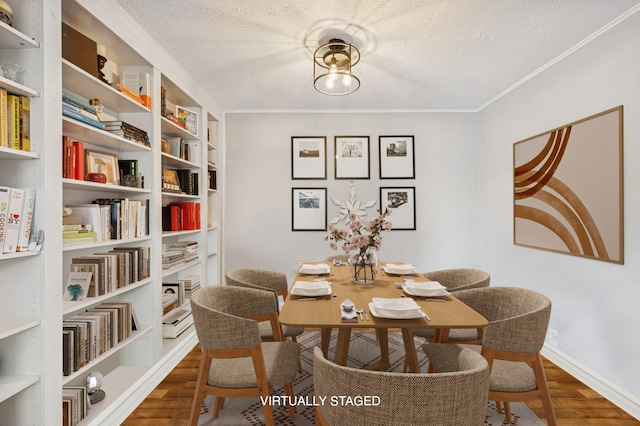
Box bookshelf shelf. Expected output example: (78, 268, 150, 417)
(63, 279, 151, 316)
(161, 116, 199, 140)
(0, 21, 39, 49)
(0, 251, 40, 262)
(161, 229, 202, 238)
(63, 118, 151, 152)
(0, 146, 40, 160)
(62, 235, 152, 253)
(161, 152, 199, 168)
(0, 75, 39, 97)
(161, 191, 200, 200)
(0, 376, 40, 404)
(162, 258, 202, 278)
(0, 319, 40, 340)
(62, 178, 151, 194)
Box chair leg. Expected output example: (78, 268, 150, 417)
(213, 397, 224, 418)
(504, 401, 512, 423)
(290, 335, 303, 372)
(284, 382, 296, 419)
(261, 400, 276, 426)
(533, 354, 558, 426)
(189, 351, 211, 426)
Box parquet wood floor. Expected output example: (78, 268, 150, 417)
(123, 343, 639, 425)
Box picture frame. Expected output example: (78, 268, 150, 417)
(175, 105, 199, 136)
(292, 187, 327, 231)
(380, 186, 416, 230)
(85, 149, 120, 185)
(514, 106, 623, 264)
(291, 136, 327, 179)
(379, 135, 415, 179)
(335, 136, 370, 179)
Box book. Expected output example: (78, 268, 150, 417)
(7, 95, 21, 150)
(0, 88, 8, 148)
(19, 96, 30, 151)
(62, 100, 100, 121)
(0, 187, 10, 250)
(66, 205, 103, 242)
(16, 188, 35, 252)
(62, 92, 97, 114)
(62, 108, 106, 130)
(63, 271, 93, 301)
(2, 187, 24, 253)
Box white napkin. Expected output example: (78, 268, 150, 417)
(384, 264, 417, 274)
(372, 297, 421, 311)
(340, 299, 357, 323)
(300, 263, 330, 274)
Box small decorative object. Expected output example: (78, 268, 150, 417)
(85, 149, 119, 185)
(161, 139, 171, 153)
(0, 61, 22, 83)
(86, 371, 105, 404)
(175, 105, 199, 135)
(326, 208, 392, 284)
(86, 173, 107, 183)
(96, 43, 108, 83)
(0, 0, 13, 26)
(329, 181, 376, 225)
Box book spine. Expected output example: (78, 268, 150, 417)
(62, 92, 97, 113)
(8, 95, 21, 150)
(0, 89, 8, 148)
(16, 188, 35, 252)
(19, 96, 30, 151)
(72, 141, 85, 180)
(0, 187, 10, 249)
(62, 109, 105, 130)
(62, 136, 72, 179)
(2, 188, 25, 253)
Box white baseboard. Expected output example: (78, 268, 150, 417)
(542, 343, 640, 420)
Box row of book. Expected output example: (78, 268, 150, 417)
(62, 385, 87, 426)
(62, 136, 86, 180)
(161, 201, 201, 232)
(62, 92, 105, 130)
(63, 301, 134, 376)
(65, 246, 150, 299)
(63, 199, 149, 247)
(0, 186, 36, 253)
(175, 168, 199, 196)
(0, 88, 30, 151)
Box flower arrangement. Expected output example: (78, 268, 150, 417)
(325, 209, 392, 283)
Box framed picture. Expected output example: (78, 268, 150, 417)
(335, 136, 370, 179)
(85, 149, 120, 185)
(380, 186, 416, 230)
(175, 105, 199, 136)
(292, 136, 327, 179)
(379, 135, 415, 179)
(514, 106, 623, 263)
(292, 187, 327, 231)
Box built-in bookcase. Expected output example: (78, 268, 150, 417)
(0, 0, 224, 423)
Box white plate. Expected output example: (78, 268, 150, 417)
(382, 264, 417, 275)
(402, 284, 450, 297)
(372, 297, 420, 311)
(291, 281, 331, 296)
(368, 302, 426, 319)
(299, 263, 331, 275)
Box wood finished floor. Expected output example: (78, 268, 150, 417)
(122, 343, 639, 425)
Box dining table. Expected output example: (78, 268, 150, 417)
(278, 261, 489, 373)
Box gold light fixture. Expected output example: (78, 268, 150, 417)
(313, 38, 360, 96)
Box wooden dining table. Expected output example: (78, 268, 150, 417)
(278, 261, 488, 373)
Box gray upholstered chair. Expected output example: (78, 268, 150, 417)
(422, 287, 557, 426)
(313, 346, 489, 426)
(226, 268, 304, 342)
(411, 268, 491, 345)
(189, 286, 300, 426)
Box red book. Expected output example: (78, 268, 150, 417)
(170, 205, 180, 231)
(194, 202, 201, 229)
(69, 144, 76, 180)
(73, 140, 85, 180)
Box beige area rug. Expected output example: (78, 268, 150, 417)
(199, 331, 544, 425)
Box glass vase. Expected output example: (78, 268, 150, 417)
(349, 249, 378, 284)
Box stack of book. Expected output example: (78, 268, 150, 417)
(162, 250, 185, 270)
(162, 292, 178, 314)
(175, 169, 199, 195)
(176, 274, 201, 300)
(62, 92, 105, 130)
(0, 186, 36, 253)
(1, 88, 30, 151)
(162, 305, 193, 339)
(169, 240, 199, 263)
(62, 224, 96, 247)
(62, 386, 87, 426)
(101, 120, 150, 147)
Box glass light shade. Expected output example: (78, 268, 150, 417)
(313, 39, 360, 96)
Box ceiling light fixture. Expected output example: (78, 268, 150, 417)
(313, 38, 360, 96)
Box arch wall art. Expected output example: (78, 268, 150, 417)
(513, 106, 623, 263)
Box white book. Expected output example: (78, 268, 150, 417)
(67, 205, 103, 242)
(17, 188, 36, 252)
(3, 188, 25, 253)
(0, 186, 10, 250)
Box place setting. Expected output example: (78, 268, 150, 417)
(297, 262, 331, 276)
(381, 262, 419, 277)
(400, 280, 451, 301)
(368, 296, 430, 320)
(290, 279, 333, 301)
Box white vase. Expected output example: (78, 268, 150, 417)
(349, 249, 378, 284)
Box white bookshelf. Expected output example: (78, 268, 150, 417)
(0, 0, 224, 423)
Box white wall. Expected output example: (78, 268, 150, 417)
(477, 10, 640, 409)
(224, 112, 481, 280)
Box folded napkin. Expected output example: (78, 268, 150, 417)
(384, 264, 417, 274)
(300, 263, 330, 274)
(372, 297, 421, 311)
(404, 281, 445, 290)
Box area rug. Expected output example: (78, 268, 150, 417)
(198, 331, 544, 425)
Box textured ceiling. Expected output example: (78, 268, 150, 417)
(113, 0, 640, 111)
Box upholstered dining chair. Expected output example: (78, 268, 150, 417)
(422, 286, 557, 426)
(313, 346, 490, 426)
(226, 268, 305, 342)
(411, 268, 491, 345)
(189, 286, 300, 426)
